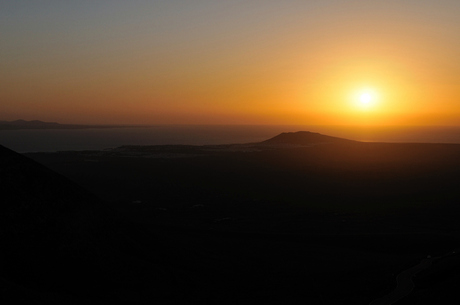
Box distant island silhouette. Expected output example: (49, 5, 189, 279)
(0, 119, 142, 130)
(259, 131, 355, 145)
(112, 131, 356, 154)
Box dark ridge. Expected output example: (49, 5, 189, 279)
(0, 145, 173, 303)
(260, 131, 355, 145)
(0, 144, 107, 239)
(0, 144, 110, 302)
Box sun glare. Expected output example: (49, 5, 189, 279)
(353, 89, 378, 111)
(360, 93, 372, 104)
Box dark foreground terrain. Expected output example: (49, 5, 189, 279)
(3, 131, 460, 304)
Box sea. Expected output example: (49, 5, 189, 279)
(1, 125, 460, 153)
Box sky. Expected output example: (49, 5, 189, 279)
(1, 0, 460, 125)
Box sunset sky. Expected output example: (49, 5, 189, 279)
(1, 1, 460, 125)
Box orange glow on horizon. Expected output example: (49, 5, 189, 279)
(1, 1, 460, 126)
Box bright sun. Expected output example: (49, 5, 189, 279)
(360, 93, 372, 104)
(354, 89, 378, 110)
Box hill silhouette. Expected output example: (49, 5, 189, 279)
(259, 131, 355, 145)
(0, 145, 172, 303)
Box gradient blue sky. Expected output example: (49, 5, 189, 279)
(1, 0, 460, 125)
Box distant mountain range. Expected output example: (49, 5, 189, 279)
(0, 119, 140, 130)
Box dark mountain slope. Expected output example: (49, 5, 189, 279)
(0, 145, 173, 304)
(259, 131, 355, 145)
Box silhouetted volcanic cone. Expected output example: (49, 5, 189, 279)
(260, 131, 355, 145)
(0, 145, 171, 303)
